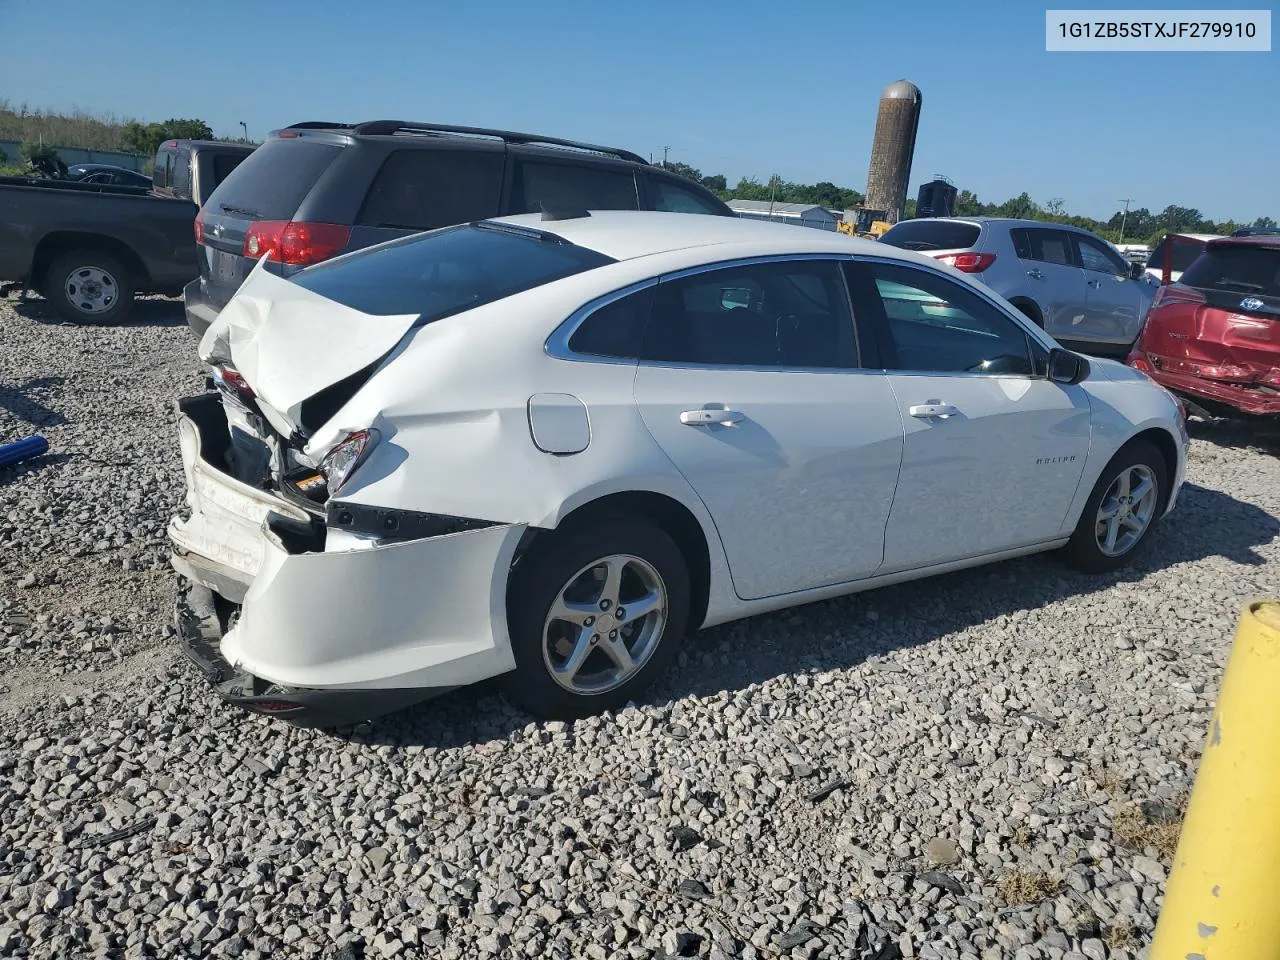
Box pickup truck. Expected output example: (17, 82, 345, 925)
(0, 175, 198, 323)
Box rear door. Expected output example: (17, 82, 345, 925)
(631, 257, 904, 600)
(196, 137, 345, 310)
(349, 144, 504, 249)
(1074, 232, 1146, 345)
(846, 258, 1090, 570)
(1016, 227, 1090, 341)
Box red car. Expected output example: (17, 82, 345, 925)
(1127, 235, 1280, 417)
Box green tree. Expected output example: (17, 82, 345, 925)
(122, 118, 214, 155)
(659, 160, 702, 183)
(700, 173, 727, 193)
(1252, 216, 1278, 230)
(955, 190, 982, 216)
(1044, 197, 1066, 217)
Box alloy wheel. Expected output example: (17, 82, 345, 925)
(1095, 464, 1158, 557)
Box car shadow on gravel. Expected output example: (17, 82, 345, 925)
(1188, 416, 1280, 456)
(350, 479, 1278, 747)
(0, 376, 67, 428)
(13, 296, 187, 328)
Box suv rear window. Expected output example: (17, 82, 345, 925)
(880, 220, 981, 251)
(1180, 244, 1280, 299)
(205, 138, 342, 220)
(290, 223, 616, 321)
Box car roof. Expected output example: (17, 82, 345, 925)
(488, 210, 908, 262)
(1208, 234, 1280, 250)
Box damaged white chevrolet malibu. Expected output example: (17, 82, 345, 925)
(169, 210, 1187, 727)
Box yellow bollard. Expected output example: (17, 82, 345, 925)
(1151, 600, 1280, 959)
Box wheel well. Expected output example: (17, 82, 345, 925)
(32, 232, 149, 290)
(1124, 427, 1179, 511)
(1009, 297, 1043, 327)
(525, 492, 712, 631)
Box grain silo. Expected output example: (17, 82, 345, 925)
(864, 79, 922, 224)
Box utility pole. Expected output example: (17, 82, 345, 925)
(768, 174, 779, 217)
(661, 145, 670, 167)
(1118, 198, 1133, 244)
(239, 121, 249, 142)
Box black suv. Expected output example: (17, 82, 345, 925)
(185, 120, 734, 339)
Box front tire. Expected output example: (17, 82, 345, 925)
(503, 517, 690, 720)
(43, 250, 135, 323)
(1065, 440, 1166, 573)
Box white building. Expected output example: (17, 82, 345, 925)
(727, 200, 840, 232)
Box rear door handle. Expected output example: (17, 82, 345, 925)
(680, 408, 745, 426)
(908, 402, 958, 419)
(1026, 269, 1044, 280)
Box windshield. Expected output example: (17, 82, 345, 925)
(880, 220, 981, 251)
(1179, 244, 1280, 299)
(290, 222, 616, 321)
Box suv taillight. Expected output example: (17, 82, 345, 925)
(934, 252, 997, 273)
(194, 211, 205, 244)
(243, 221, 352, 267)
(1151, 283, 1205, 310)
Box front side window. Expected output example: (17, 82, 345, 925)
(648, 176, 727, 216)
(861, 262, 1034, 375)
(639, 260, 857, 369)
(1076, 235, 1127, 276)
(1025, 228, 1075, 266)
(512, 160, 639, 214)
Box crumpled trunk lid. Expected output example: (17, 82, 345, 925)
(198, 258, 419, 437)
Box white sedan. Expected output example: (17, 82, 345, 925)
(170, 211, 1187, 725)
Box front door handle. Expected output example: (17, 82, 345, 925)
(680, 408, 745, 426)
(1026, 269, 1044, 280)
(909, 401, 958, 419)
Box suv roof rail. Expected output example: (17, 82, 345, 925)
(283, 121, 358, 131)
(349, 120, 649, 165)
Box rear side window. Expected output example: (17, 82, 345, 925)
(357, 149, 503, 231)
(1024, 228, 1075, 266)
(205, 138, 342, 220)
(173, 152, 192, 197)
(290, 223, 616, 320)
(648, 176, 728, 216)
(512, 160, 638, 214)
(569, 286, 655, 359)
(1180, 245, 1280, 299)
(880, 220, 981, 251)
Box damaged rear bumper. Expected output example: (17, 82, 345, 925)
(1148, 364, 1280, 416)
(167, 392, 526, 725)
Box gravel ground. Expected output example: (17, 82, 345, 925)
(2, 292, 1279, 960)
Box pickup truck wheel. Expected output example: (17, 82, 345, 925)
(43, 251, 135, 323)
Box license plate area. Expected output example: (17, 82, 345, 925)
(215, 250, 239, 283)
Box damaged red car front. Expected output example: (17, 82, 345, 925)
(1127, 234, 1280, 417)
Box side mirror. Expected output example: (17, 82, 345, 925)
(1049, 347, 1089, 385)
(1129, 261, 1145, 280)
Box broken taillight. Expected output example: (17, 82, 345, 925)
(243, 220, 352, 267)
(212, 365, 256, 405)
(933, 252, 997, 273)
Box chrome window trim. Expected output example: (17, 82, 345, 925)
(544, 252, 1057, 379)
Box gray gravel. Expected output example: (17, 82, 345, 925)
(3, 292, 1279, 960)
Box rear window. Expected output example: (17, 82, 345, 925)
(205, 138, 341, 220)
(1148, 237, 1208, 274)
(211, 152, 248, 189)
(880, 220, 981, 251)
(290, 223, 616, 321)
(1180, 244, 1280, 299)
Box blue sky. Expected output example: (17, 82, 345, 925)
(1, 0, 1275, 223)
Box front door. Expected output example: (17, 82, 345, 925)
(631, 258, 905, 600)
(847, 259, 1091, 571)
(1075, 233, 1146, 346)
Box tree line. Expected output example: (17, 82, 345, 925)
(660, 160, 1274, 245)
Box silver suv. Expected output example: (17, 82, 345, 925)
(880, 217, 1154, 355)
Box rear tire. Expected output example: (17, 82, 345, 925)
(1065, 440, 1166, 573)
(502, 517, 690, 720)
(43, 250, 135, 323)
